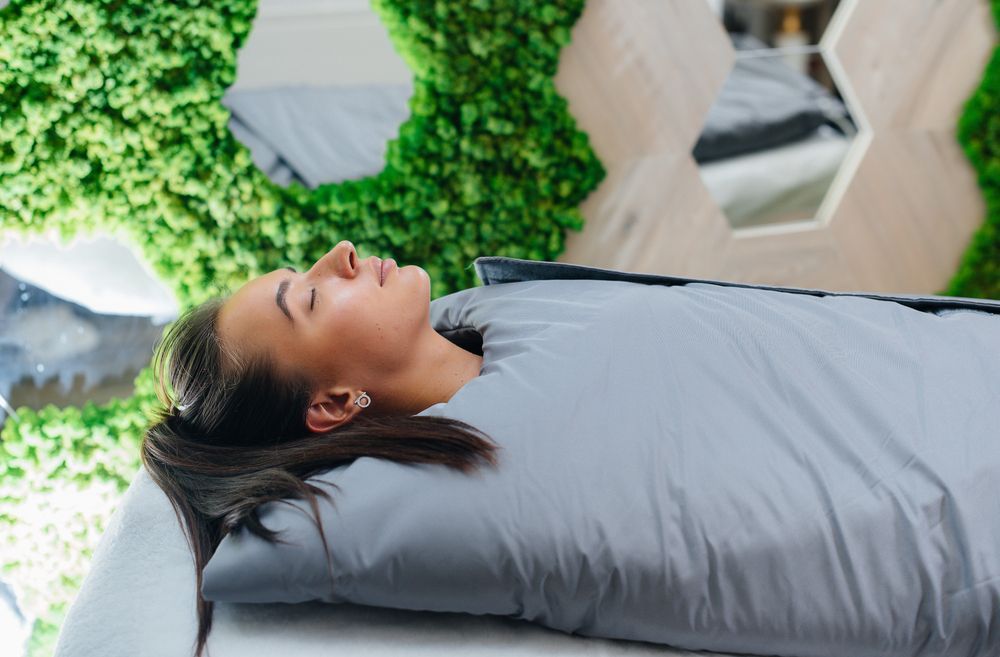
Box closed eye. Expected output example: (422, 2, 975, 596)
(310, 288, 316, 311)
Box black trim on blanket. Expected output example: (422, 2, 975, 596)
(473, 256, 1000, 317)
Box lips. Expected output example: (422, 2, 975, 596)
(372, 257, 396, 287)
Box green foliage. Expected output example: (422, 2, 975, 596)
(950, 0, 1000, 299)
(0, 368, 159, 653)
(0, 0, 603, 306)
(0, 0, 603, 651)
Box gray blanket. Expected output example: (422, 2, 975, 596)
(204, 257, 1000, 657)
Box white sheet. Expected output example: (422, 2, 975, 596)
(54, 467, 742, 657)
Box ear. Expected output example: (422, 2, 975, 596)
(305, 389, 360, 434)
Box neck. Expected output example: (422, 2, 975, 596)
(370, 328, 483, 417)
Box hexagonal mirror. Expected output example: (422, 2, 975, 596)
(695, 0, 860, 230)
(222, 0, 414, 188)
(0, 230, 179, 425)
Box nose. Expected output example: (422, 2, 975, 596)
(308, 240, 357, 279)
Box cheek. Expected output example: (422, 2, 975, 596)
(356, 317, 408, 368)
(314, 311, 369, 364)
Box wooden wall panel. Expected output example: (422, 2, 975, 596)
(554, 0, 996, 294)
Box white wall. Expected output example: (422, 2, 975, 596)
(230, 0, 412, 90)
(705, 0, 724, 19)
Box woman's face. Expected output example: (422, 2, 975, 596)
(216, 240, 432, 390)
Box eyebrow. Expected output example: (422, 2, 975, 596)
(276, 266, 296, 324)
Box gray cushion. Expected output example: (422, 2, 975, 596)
(202, 257, 1000, 657)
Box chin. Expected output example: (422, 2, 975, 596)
(411, 264, 431, 285)
(414, 266, 433, 302)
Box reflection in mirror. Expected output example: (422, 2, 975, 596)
(694, 0, 859, 230)
(223, 0, 414, 188)
(0, 231, 179, 426)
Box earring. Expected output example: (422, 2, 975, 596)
(354, 391, 372, 408)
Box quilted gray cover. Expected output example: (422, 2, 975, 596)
(202, 257, 1000, 657)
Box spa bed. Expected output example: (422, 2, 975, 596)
(55, 257, 1000, 657)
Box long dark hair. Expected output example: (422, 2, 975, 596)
(141, 296, 500, 657)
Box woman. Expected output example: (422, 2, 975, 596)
(141, 240, 501, 657)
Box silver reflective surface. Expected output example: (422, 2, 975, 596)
(223, 0, 414, 188)
(695, 0, 859, 229)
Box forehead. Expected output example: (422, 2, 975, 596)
(218, 269, 290, 349)
(233, 268, 286, 315)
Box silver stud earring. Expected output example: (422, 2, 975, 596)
(354, 391, 372, 408)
